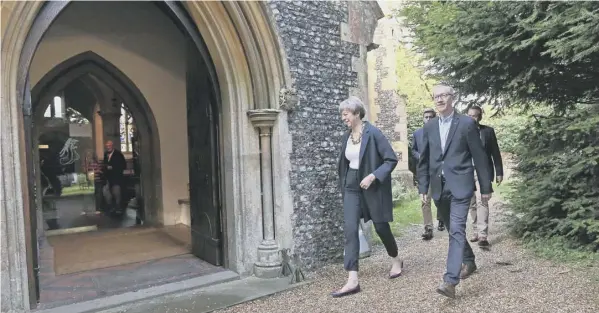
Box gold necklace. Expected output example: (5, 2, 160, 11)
(350, 123, 364, 145)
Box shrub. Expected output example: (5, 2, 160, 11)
(392, 176, 419, 204)
(509, 105, 599, 251)
(484, 105, 547, 155)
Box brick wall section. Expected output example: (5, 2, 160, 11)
(267, 1, 360, 269)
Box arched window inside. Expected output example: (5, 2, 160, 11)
(43, 95, 65, 118)
(119, 103, 135, 152)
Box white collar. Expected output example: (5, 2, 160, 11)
(439, 110, 455, 123)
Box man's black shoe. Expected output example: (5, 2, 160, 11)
(421, 227, 433, 241)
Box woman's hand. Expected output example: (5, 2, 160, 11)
(360, 174, 376, 189)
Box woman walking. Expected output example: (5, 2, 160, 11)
(332, 96, 403, 298)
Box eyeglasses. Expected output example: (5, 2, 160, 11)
(433, 93, 453, 100)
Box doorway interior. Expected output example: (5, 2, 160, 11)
(21, 1, 226, 309)
(37, 82, 142, 234)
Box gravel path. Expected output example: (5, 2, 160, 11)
(216, 199, 599, 313)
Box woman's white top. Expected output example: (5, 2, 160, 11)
(345, 137, 361, 169)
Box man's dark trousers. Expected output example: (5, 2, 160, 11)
(434, 178, 475, 285)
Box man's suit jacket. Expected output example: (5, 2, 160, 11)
(411, 127, 425, 161)
(103, 149, 126, 186)
(478, 124, 503, 182)
(417, 113, 492, 201)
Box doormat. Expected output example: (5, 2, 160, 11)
(47, 227, 189, 275)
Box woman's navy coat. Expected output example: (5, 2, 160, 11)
(338, 122, 398, 223)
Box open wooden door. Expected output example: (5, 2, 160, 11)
(186, 39, 222, 266)
(23, 77, 40, 306)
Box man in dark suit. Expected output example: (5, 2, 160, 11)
(467, 106, 504, 247)
(412, 108, 445, 240)
(102, 140, 127, 214)
(417, 84, 492, 298)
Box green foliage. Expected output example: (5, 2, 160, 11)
(484, 104, 552, 154)
(398, 1, 599, 110)
(523, 236, 599, 267)
(397, 1, 599, 254)
(493, 179, 513, 201)
(374, 189, 433, 243)
(392, 180, 418, 204)
(66, 107, 91, 124)
(507, 105, 599, 251)
(396, 47, 438, 139)
(395, 46, 438, 177)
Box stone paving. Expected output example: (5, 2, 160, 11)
(214, 199, 599, 313)
(38, 253, 223, 310)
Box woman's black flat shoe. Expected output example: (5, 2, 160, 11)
(331, 285, 361, 298)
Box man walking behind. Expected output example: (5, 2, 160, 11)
(417, 84, 492, 298)
(466, 105, 504, 247)
(412, 108, 445, 241)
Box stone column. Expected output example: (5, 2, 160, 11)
(98, 97, 122, 148)
(247, 109, 282, 278)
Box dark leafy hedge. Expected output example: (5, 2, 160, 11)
(509, 105, 599, 251)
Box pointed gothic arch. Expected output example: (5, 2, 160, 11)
(1, 1, 294, 311)
(31, 50, 163, 225)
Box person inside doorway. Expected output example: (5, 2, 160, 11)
(40, 153, 63, 196)
(102, 140, 126, 214)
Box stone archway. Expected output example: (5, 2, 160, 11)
(2, 1, 295, 312)
(30, 51, 163, 228)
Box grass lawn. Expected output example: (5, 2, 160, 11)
(490, 178, 598, 267)
(373, 179, 510, 244)
(524, 236, 599, 267)
(371, 189, 437, 244)
(389, 191, 436, 237)
(61, 185, 95, 196)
